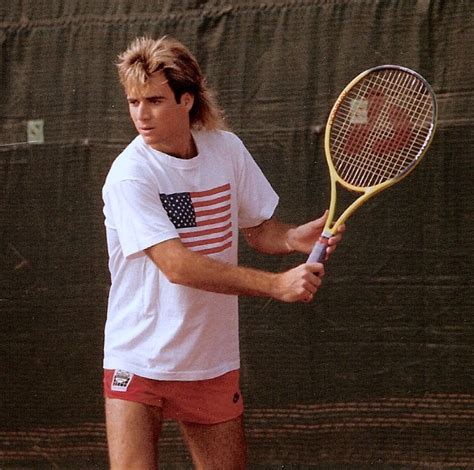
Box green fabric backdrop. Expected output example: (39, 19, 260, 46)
(1, 1, 473, 468)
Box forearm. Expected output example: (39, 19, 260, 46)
(145, 240, 277, 298)
(170, 251, 279, 297)
(145, 238, 323, 302)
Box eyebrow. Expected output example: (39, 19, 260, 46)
(126, 95, 166, 102)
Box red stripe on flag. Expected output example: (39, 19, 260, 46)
(190, 184, 230, 198)
(196, 214, 231, 227)
(179, 222, 232, 239)
(194, 241, 233, 255)
(195, 204, 231, 217)
(183, 231, 232, 248)
(192, 194, 231, 208)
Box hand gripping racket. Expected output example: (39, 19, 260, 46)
(307, 65, 437, 264)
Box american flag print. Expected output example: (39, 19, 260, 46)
(160, 183, 233, 255)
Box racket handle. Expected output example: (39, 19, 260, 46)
(307, 237, 329, 264)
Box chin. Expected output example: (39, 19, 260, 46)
(141, 135, 157, 146)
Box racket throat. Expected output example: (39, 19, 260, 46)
(321, 228, 333, 239)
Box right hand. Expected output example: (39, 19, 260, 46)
(272, 263, 324, 303)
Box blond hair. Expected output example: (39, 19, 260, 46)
(117, 36, 227, 131)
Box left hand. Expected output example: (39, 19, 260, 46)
(287, 210, 345, 258)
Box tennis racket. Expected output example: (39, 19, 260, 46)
(307, 65, 437, 264)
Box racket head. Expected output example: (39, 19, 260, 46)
(324, 65, 437, 230)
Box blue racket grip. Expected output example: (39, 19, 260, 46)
(307, 237, 329, 264)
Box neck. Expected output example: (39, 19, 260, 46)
(172, 136, 198, 159)
(151, 134, 197, 160)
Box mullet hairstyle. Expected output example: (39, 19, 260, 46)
(117, 36, 227, 131)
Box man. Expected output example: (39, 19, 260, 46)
(102, 36, 343, 470)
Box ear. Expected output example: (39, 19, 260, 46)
(181, 92, 195, 111)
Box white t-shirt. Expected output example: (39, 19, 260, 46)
(102, 130, 279, 380)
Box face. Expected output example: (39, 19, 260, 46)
(126, 71, 194, 154)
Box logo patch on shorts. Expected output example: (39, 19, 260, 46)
(233, 392, 240, 404)
(111, 370, 133, 392)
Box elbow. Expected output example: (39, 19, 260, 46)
(160, 257, 190, 286)
(145, 240, 193, 286)
(165, 267, 186, 285)
(242, 230, 262, 252)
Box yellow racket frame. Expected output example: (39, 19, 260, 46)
(321, 65, 438, 238)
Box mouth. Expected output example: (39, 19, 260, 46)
(139, 127, 154, 135)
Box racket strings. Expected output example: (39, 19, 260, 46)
(335, 73, 430, 185)
(353, 73, 429, 186)
(340, 71, 410, 184)
(333, 73, 432, 185)
(330, 69, 435, 188)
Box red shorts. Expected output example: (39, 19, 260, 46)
(103, 369, 244, 425)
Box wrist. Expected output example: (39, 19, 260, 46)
(285, 226, 297, 253)
(268, 272, 283, 300)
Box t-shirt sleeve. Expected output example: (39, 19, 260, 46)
(235, 141, 279, 229)
(103, 179, 179, 258)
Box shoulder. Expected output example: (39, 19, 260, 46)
(194, 130, 251, 173)
(194, 129, 246, 152)
(103, 136, 152, 190)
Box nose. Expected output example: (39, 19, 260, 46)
(136, 102, 151, 121)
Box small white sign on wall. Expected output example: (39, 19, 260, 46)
(27, 119, 44, 144)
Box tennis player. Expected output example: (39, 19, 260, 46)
(102, 36, 344, 470)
